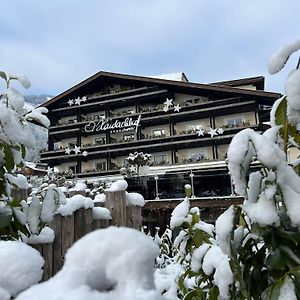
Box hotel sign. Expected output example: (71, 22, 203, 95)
(83, 115, 141, 133)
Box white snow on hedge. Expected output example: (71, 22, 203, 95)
(243, 185, 280, 227)
(193, 221, 214, 236)
(92, 207, 111, 220)
(94, 193, 106, 203)
(191, 244, 211, 273)
(56, 194, 94, 216)
(278, 276, 297, 300)
(268, 39, 300, 74)
(41, 184, 66, 222)
(0, 241, 44, 298)
(5, 173, 28, 190)
(25, 107, 50, 128)
(202, 245, 233, 300)
(7, 87, 25, 112)
(215, 205, 235, 255)
(27, 227, 55, 244)
(16, 227, 166, 300)
(281, 184, 300, 227)
(154, 262, 184, 299)
(126, 192, 145, 207)
(170, 197, 189, 229)
(286, 69, 300, 124)
(69, 181, 87, 192)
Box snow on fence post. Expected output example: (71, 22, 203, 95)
(105, 191, 127, 227)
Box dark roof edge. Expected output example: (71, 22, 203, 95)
(41, 71, 281, 108)
(210, 76, 265, 89)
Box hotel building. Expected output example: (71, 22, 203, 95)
(40, 71, 281, 199)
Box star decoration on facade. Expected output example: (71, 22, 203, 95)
(197, 128, 205, 136)
(163, 106, 169, 112)
(74, 145, 81, 155)
(208, 128, 218, 137)
(174, 104, 181, 112)
(74, 97, 82, 105)
(65, 147, 71, 154)
(164, 98, 173, 107)
(82, 151, 88, 157)
(68, 99, 74, 106)
(81, 96, 87, 102)
(217, 127, 224, 135)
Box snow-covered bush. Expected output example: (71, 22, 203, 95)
(154, 40, 300, 299)
(125, 151, 151, 176)
(0, 71, 59, 241)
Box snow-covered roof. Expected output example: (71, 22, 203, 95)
(148, 72, 189, 82)
(25, 162, 48, 172)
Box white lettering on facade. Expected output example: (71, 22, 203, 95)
(83, 115, 141, 133)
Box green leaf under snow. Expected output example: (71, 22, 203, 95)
(266, 249, 287, 271)
(184, 288, 203, 300)
(2, 143, 14, 172)
(193, 229, 203, 248)
(0, 210, 12, 228)
(275, 96, 300, 145)
(208, 286, 219, 300)
(0, 71, 8, 82)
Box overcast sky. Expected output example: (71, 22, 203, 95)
(0, 1, 299, 96)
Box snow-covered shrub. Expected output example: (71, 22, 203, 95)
(154, 40, 300, 299)
(0, 71, 58, 241)
(156, 198, 226, 299)
(16, 227, 167, 300)
(125, 151, 151, 176)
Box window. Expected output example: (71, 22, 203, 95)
(187, 124, 203, 133)
(68, 165, 77, 174)
(190, 151, 206, 162)
(95, 137, 106, 145)
(226, 117, 243, 127)
(68, 140, 77, 149)
(154, 154, 167, 164)
(54, 142, 61, 150)
(123, 133, 135, 141)
(153, 129, 165, 137)
(95, 161, 106, 171)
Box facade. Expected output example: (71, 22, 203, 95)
(40, 71, 281, 199)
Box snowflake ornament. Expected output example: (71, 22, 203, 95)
(82, 151, 88, 157)
(217, 128, 224, 135)
(128, 165, 136, 173)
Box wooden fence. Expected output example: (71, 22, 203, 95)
(32, 190, 142, 280)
